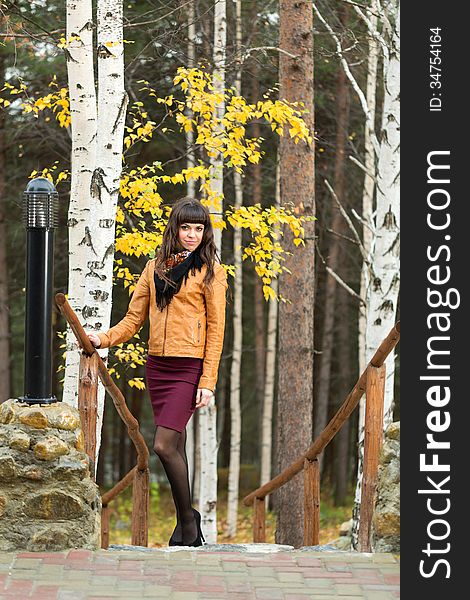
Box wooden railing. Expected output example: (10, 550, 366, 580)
(55, 294, 150, 549)
(243, 322, 400, 552)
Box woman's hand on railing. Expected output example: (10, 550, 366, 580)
(87, 333, 102, 348)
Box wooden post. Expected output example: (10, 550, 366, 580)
(358, 364, 386, 552)
(303, 458, 320, 546)
(78, 352, 99, 477)
(101, 504, 110, 549)
(253, 497, 266, 542)
(131, 467, 150, 547)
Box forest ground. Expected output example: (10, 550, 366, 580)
(105, 466, 352, 548)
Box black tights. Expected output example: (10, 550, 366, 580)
(153, 425, 197, 544)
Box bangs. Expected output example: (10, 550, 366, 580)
(176, 202, 210, 226)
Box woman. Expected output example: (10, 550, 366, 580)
(87, 197, 228, 547)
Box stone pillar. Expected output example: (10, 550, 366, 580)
(0, 399, 101, 551)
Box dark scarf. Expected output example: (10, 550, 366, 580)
(154, 248, 204, 311)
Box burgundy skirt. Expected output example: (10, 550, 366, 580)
(145, 355, 203, 433)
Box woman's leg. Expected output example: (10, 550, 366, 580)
(168, 427, 191, 543)
(153, 425, 197, 545)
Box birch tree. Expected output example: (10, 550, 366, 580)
(185, 0, 197, 496)
(185, 0, 197, 200)
(313, 0, 400, 548)
(227, 0, 243, 539)
(208, 0, 226, 248)
(85, 0, 127, 463)
(363, 0, 400, 426)
(63, 0, 127, 470)
(358, 0, 379, 379)
(353, 3, 400, 548)
(198, 0, 227, 544)
(63, 0, 97, 408)
(355, 0, 379, 521)
(260, 154, 280, 487)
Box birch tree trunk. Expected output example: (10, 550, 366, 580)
(63, 0, 97, 407)
(352, 2, 400, 548)
(276, 0, 315, 548)
(260, 154, 280, 487)
(226, 0, 243, 538)
(251, 44, 266, 432)
(186, 0, 196, 199)
(208, 0, 226, 250)
(365, 5, 400, 428)
(197, 401, 218, 542)
(353, 0, 379, 544)
(84, 0, 128, 468)
(186, 0, 197, 493)
(197, 0, 227, 544)
(358, 0, 379, 378)
(357, 0, 379, 447)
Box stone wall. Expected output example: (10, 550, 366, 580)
(0, 399, 101, 551)
(371, 421, 400, 553)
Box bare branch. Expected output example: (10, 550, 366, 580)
(324, 178, 369, 264)
(125, 0, 194, 29)
(0, 31, 62, 39)
(352, 6, 389, 61)
(241, 46, 299, 64)
(339, 0, 381, 17)
(312, 3, 380, 157)
(349, 155, 377, 181)
(326, 228, 359, 246)
(351, 208, 376, 235)
(316, 243, 366, 306)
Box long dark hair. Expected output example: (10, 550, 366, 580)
(154, 197, 219, 287)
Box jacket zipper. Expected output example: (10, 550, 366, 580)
(197, 320, 201, 344)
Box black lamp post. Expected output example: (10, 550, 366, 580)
(19, 177, 59, 405)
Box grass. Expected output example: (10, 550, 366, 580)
(104, 466, 353, 548)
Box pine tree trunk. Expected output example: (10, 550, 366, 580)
(0, 50, 10, 403)
(227, 0, 243, 538)
(63, 0, 97, 408)
(276, 0, 315, 548)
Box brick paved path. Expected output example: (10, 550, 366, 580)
(0, 547, 399, 600)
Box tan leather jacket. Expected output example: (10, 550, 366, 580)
(97, 259, 228, 391)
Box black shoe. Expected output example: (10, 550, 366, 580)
(187, 508, 205, 547)
(168, 524, 183, 547)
